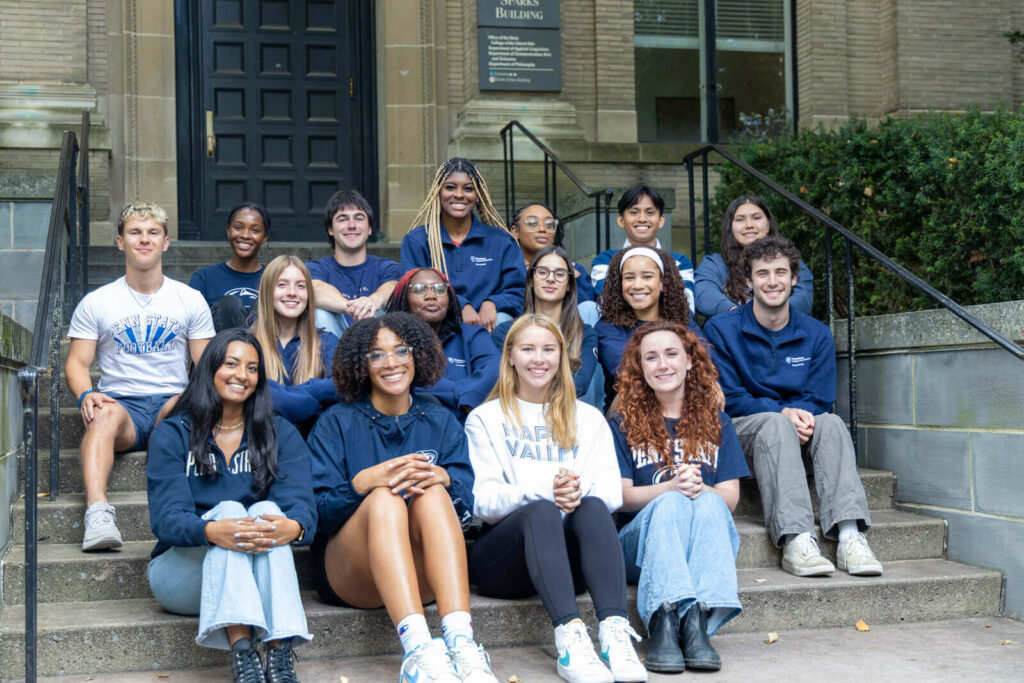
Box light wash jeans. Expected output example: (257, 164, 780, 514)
(314, 308, 351, 338)
(147, 500, 313, 650)
(619, 490, 742, 636)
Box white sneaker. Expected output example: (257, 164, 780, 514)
(598, 616, 648, 682)
(781, 532, 834, 577)
(449, 637, 499, 682)
(400, 638, 460, 683)
(554, 620, 613, 683)
(82, 501, 122, 551)
(837, 532, 884, 576)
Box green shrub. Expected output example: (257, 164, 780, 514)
(710, 107, 1024, 318)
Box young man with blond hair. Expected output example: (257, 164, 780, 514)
(66, 202, 215, 551)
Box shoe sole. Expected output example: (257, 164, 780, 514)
(82, 537, 123, 551)
(781, 558, 834, 576)
(643, 658, 686, 674)
(838, 559, 884, 576)
(684, 658, 722, 671)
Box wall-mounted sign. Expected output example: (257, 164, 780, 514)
(478, 1, 561, 91)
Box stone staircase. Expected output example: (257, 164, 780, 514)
(0, 376, 1004, 678)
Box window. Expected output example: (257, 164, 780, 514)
(634, 0, 793, 142)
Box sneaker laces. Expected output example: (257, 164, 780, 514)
(563, 622, 603, 666)
(792, 533, 822, 560)
(845, 533, 877, 559)
(85, 504, 115, 527)
(264, 641, 298, 683)
(231, 647, 265, 683)
(413, 640, 457, 679)
(451, 640, 491, 672)
(603, 618, 643, 665)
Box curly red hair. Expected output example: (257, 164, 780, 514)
(614, 321, 721, 468)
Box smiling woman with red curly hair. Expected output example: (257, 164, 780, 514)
(609, 321, 750, 675)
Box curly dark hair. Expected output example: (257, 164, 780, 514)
(332, 312, 446, 402)
(598, 246, 690, 327)
(742, 234, 801, 280)
(614, 321, 721, 468)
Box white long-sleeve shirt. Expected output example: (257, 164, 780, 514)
(465, 397, 623, 525)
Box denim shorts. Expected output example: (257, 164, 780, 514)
(310, 536, 356, 608)
(108, 393, 175, 452)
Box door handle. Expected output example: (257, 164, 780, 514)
(206, 110, 216, 158)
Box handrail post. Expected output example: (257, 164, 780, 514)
(501, 128, 510, 227)
(80, 111, 90, 301)
(508, 129, 515, 224)
(686, 158, 697, 261)
(551, 159, 558, 216)
(824, 228, 834, 329)
(701, 152, 711, 256)
(19, 367, 39, 682)
(543, 153, 550, 207)
(593, 194, 601, 254)
(845, 240, 857, 454)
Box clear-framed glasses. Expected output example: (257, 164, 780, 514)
(366, 346, 415, 367)
(519, 216, 557, 233)
(533, 266, 570, 282)
(408, 282, 448, 296)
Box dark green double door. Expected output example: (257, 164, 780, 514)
(175, 0, 376, 241)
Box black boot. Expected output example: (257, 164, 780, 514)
(644, 602, 686, 673)
(679, 601, 722, 671)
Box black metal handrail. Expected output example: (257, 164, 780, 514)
(18, 110, 90, 682)
(683, 143, 1024, 451)
(500, 120, 615, 254)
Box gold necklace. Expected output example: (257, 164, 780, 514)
(215, 420, 245, 431)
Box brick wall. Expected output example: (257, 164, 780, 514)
(0, 0, 88, 83)
(87, 0, 108, 96)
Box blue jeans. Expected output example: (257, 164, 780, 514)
(147, 500, 313, 650)
(314, 308, 351, 338)
(619, 491, 742, 636)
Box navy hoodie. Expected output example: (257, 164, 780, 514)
(703, 301, 835, 417)
(267, 330, 340, 425)
(307, 396, 475, 538)
(146, 413, 317, 559)
(400, 216, 526, 315)
(426, 322, 500, 418)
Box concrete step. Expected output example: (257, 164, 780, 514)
(36, 408, 84, 451)
(13, 492, 152, 545)
(2, 509, 947, 605)
(0, 559, 1002, 678)
(736, 466, 894, 516)
(19, 449, 146, 496)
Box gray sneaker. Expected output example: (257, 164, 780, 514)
(82, 501, 123, 551)
(781, 532, 835, 577)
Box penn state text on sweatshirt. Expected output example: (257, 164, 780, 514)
(400, 216, 526, 315)
(491, 320, 598, 399)
(146, 413, 317, 558)
(466, 397, 623, 525)
(703, 301, 835, 417)
(307, 396, 475, 538)
(693, 253, 814, 319)
(268, 329, 340, 425)
(426, 322, 500, 417)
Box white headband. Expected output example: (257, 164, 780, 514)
(619, 247, 665, 273)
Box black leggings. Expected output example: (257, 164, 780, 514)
(469, 497, 628, 626)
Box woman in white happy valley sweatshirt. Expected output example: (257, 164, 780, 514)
(465, 314, 646, 683)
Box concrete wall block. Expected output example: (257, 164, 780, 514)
(865, 427, 971, 510)
(836, 354, 913, 425)
(0, 251, 44, 299)
(13, 299, 38, 330)
(914, 349, 1024, 430)
(911, 507, 1024, 620)
(971, 432, 1024, 518)
(11, 201, 52, 249)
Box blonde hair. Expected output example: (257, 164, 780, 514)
(118, 201, 168, 235)
(408, 158, 506, 277)
(488, 313, 577, 451)
(251, 255, 324, 384)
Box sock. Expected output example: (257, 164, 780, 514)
(837, 520, 859, 543)
(397, 613, 431, 655)
(231, 637, 252, 652)
(441, 610, 474, 649)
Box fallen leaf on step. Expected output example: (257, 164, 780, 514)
(37, 492, 49, 498)
(765, 632, 778, 644)
(339, 677, 350, 683)
(985, 623, 992, 628)
(855, 620, 870, 632)
(1000, 640, 1015, 646)
(157, 675, 169, 679)
(508, 676, 521, 683)
(754, 578, 768, 583)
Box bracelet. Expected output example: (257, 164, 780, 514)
(290, 524, 305, 545)
(77, 390, 95, 409)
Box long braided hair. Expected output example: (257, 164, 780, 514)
(408, 157, 506, 277)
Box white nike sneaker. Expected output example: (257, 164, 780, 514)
(598, 616, 648, 681)
(400, 638, 460, 683)
(448, 637, 499, 682)
(553, 619, 613, 683)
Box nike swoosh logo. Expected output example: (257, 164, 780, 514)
(600, 646, 610, 662)
(558, 651, 571, 667)
(405, 668, 420, 683)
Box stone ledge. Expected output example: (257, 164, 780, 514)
(0, 310, 31, 367)
(834, 300, 1024, 353)
(0, 121, 112, 151)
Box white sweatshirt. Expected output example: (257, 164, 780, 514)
(465, 397, 623, 525)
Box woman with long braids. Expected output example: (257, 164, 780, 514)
(251, 255, 339, 429)
(694, 195, 814, 319)
(385, 267, 500, 419)
(146, 329, 315, 683)
(596, 245, 699, 410)
(491, 245, 599, 405)
(610, 321, 749, 674)
(400, 157, 526, 332)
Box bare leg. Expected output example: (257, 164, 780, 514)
(408, 484, 470, 616)
(80, 402, 136, 506)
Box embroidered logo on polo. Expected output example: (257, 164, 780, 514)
(470, 256, 493, 266)
(107, 313, 186, 355)
(448, 356, 467, 368)
(786, 355, 811, 367)
(415, 449, 439, 464)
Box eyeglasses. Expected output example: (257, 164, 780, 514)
(408, 282, 448, 296)
(366, 346, 414, 366)
(532, 266, 570, 282)
(519, 216, 557, 233)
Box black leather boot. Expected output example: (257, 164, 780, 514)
(679, 601, 722, 671)
(644, 602, 686, 673)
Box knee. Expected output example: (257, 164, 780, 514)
(647, 490, 693, 520)
(248, 499, 283, 518)
(84, 405, 127, 435)
(364, 487, 407, 517)
(203, 500, 248, 521)
(814, 412, 847, 436)
(521, 499, 562, 529)
(692, 490, 730, 519)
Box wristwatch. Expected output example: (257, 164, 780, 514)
(290, 523, 305, 545)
